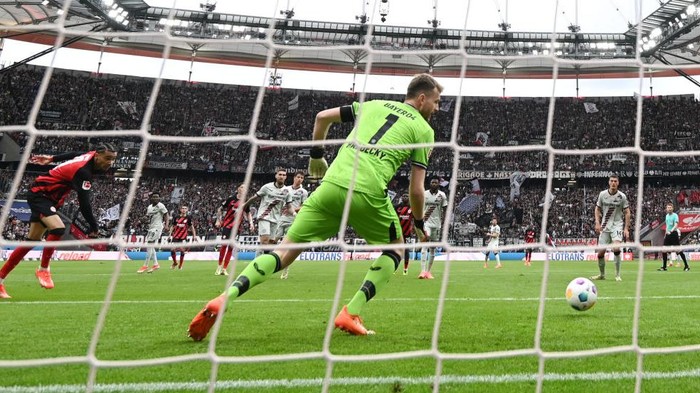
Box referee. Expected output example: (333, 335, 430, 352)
(658, 202, 690, 272)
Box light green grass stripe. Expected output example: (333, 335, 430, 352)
(1, 294, 700, 306)
(2, 369, 700, 392)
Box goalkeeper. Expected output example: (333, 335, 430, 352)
(188, 73, 442, 339)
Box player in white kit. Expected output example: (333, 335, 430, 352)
(275, 172, 308, 279)
(419, 178, 447, 279)
(591, 175, 630, 282)
(138, 192, 169, 274)
(483, 216, 502, 269)
(243, 169, 292, 257)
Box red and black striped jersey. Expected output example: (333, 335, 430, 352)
(525, 229, 536, 243)
(30, 151, 100, 232)
(172, 214, 194, 240)
(395, 204, 413, 237)
(220, 196, 249, 229)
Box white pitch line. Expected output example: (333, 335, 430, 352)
(2, 369, 700, 392)
(1, 294, 700, 306)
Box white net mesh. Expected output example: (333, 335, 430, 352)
(1, 0, 700, 392)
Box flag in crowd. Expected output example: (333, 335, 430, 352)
(117, 101, 139, 119)
(583, 102, 599, 113)
(457, 194, 482, 215)
(99, 204, 121, 222)
(288, 95, 299, 111)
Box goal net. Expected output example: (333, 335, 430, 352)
(1, 0, 699, 392)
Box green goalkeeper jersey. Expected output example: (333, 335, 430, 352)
(322, 100, 434, 196)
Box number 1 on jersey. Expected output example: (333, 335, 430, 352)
(369, 114, 399, 145)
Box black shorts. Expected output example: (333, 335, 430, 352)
(27, 192, 59, 223)
(171, 238, 187, 244)
(220, 227, 239, 240)
(664, 231, 680, 246)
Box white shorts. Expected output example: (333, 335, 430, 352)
(258, 220, 279, 238)
(274, 220, 292, 239)
(487, 240, 499, 252)
(598, 230, 623, 245)
(145, 228, 163, 243)
(425, 225, 441, 241)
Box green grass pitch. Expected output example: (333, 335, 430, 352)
(0, 259, 698, 392)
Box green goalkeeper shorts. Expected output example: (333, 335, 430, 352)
(286, 182, 401, 245)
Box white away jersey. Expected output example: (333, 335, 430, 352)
(278, 185, 308, 224)
(146, 202, 168, 231)
(596, 190, 629, 232)
(256, 182, 292, 223)
(424, 190, 448, 227)
(488, 224, 501, 244)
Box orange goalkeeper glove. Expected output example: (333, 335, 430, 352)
(308, 146, 328, 179)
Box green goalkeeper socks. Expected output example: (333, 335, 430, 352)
(226, 253, 282, 298)
(347, 253, 398, 315)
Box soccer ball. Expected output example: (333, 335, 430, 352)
(565, 277, 598, 311)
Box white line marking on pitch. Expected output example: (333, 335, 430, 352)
(2, 369, 700, 392)
(1, 294, 699, 306)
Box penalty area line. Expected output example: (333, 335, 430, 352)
(2, 369, 700, 392)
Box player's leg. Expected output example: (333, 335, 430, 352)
(659, 233, 670, 271)
(188, 184, 340, 340)
(35, 211, 65, 289)
(170, 242, 179, 268)
(217, 232, 229, 275)
(591, 233, 610, 280)
(178, 246, 186, 269)
(340, 190, 404, 335)
(277, 224, 291, 279)
(611, 229, 623, 281)
(494, 250, 502, 269)
(669, 251, 676, 267)
(402, 238, 410, 275)
(670, 232, 689, 271)
(484, 250, 490, 268)
(0, 220, 48, 298)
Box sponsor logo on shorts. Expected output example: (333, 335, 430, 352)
(82, 181, 92, 190)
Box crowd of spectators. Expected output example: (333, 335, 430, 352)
(1, 66, 699, 245)
(1, 66, 699, 176)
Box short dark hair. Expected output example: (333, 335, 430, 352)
(151, 192, 160, 197)
(406, 74, 443, 99)
(95, 143, 117, 153)
(609, 174, 619, 179)
(294, 171, 305, 177)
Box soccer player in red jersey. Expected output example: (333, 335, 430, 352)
(0, 144, 117, 299)
(524, 226, 536, 266)
(215, 184, 254, 275)
(395, 193, 414, 275)
(169, 205, 197, 270)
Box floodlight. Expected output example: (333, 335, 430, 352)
(649, 27, 662, 39)
(687, 4, 696, 15)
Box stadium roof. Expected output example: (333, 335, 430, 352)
(1, 0, 699, 83)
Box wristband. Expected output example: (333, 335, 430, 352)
(413, 218, 425, 231)
(310, 146, 325, 159)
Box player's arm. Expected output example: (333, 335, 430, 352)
(594, 205, 602, 232)
(163, 210, 170, 229)
(309, 105, 355, 178)
(72, 169, 99, 236)
(408, 165, 427, 241)
(215, 204, 224, 227)
(242, 194, 261, 210)
(30, 151, 82, 165)
(623, 207, 631, 239)
(189, 220, 197, 238)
